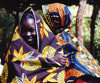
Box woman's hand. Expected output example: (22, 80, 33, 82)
(51, 54, 68, 66)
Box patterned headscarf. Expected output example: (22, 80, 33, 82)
(42, 3, 72, 34)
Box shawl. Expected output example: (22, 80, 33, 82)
(1, 7, 66, 83)
(42, 3, 100, 82)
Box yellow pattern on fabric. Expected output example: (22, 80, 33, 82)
(40, 22, 48, 40)
(72, 37, 77, 43)
(48, 3, 66, 26)
(36, 81, 41, 83)
(56, 42, 63, 46)
(41, 17, 51, 32)
(25, 76, 29, 83)
(31, 76, 37, 83)
(65, 68, 84, 80)
(11, 77, 18, 83)
(1, 63, 8, 83)
(67, 80, 74, 82)
(21, 58, 41, 71)
(40, 22, 44, 40)
(12, 46, 30, 63)
(12, 26, 21, 41)
(43, 73, 57, 82)
(11, 75, 37, 83)
(42, 46, 56, 58)
(56, 35, 67, 45)
(83, 54, 87, 58)
(40, 17, 51, 40)
(57, 71, 65, 83)
(5, 48, 11, 62)
(66, 58, 69, 67)
(88, 55, 93, 60)
(47, 67, 59, 73)
(78, 46, 82, 51)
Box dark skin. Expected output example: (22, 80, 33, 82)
(21, 18, 68, 65)
(51, 54, 68, 66)
(21, 18, 37, 49)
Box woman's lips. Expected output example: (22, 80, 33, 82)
(27, 37, 33, 42)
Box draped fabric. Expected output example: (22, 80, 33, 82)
(42, 3, 100, 82)
(42, 3, 72, 34)
(0, 7, 66, 83)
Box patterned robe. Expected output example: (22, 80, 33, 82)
(1, 7, 66, 83)
(42, 3, 100, 82)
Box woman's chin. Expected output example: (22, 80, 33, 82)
(26, 40, 33, 45)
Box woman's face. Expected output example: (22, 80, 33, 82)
(21, 18, 37, 49)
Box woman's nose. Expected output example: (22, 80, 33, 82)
(32, 31, 36, 36)
(27, 31, 31, 36)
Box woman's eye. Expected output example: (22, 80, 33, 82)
(30, 29, 33, 32)
(29, 28, 36, 33)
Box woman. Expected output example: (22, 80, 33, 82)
(42, 3, 100, 82)
(0, 7, 68, 83)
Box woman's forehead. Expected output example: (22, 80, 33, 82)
(23, 18, 35, 26)
(20, 18, 35, 30)
(24, 18, 34, 24)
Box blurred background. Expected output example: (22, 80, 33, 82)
(0, 0, 100, 65)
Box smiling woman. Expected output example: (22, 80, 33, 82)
(20, 12, 37, 49)
(0, 7, 68, 83)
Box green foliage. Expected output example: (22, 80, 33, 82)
(83, 17, 91, 50)
(0, 10, 15, 50)
(0, 13, 15, 29)
(71, 17, 76, 36)
(0, 12, 15, 36)
(94, 13, 100, 57)
(36, 10, 44, 19)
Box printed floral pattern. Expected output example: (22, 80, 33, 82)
(1, 63, 8, 83)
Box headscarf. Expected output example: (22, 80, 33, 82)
(42, 3, 100, 82)
(0, 7, 66, 83)
(42, 3, 72, 34)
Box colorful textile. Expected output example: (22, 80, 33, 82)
(0, 7, 66, 83)
(42, 3, 72, 34)
(42, 3, 100, 82)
